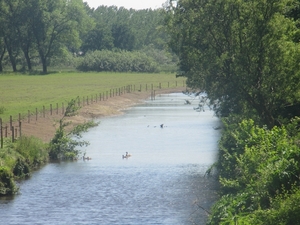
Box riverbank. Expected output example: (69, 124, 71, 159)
(21, 87, 186, 143)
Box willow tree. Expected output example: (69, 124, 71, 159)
(165, 0, 300, 128)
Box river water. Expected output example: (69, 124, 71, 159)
(0, 92, 220, 225)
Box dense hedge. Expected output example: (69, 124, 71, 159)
(76, 50, 159, 73)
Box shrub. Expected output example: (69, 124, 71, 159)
(76, 50, 159, 73)
(0, 166, 18, 196)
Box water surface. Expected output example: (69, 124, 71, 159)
(0, 92, 220, 225)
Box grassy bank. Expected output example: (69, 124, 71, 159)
(0, 72, 186, 122)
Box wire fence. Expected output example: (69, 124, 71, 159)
(0, 80, 186, 148)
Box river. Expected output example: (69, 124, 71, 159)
(0, 92, 220, 225)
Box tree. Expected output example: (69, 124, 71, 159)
(165, 0, 300, 128)
(48, 97, 98, 160)
(112, 23, 136, 50)
(81, 23, 114, 52)
(28, 0, 91, 73)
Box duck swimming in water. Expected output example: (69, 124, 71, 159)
(122, 152, 131, 159)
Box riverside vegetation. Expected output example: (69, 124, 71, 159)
(165, 0, 300, 224)
(0, 97, 97, 196)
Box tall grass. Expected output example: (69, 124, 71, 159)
(0, 72, 186, 122)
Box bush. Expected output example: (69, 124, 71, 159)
(14, 136, 48, 168)
(76, 50, 159, 73)
(0, 166, 18, 196)
(208, 118, 300, 224)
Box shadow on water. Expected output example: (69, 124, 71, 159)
(0, 92, 220, 225)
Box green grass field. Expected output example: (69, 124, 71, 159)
(0, 72, 186, 122)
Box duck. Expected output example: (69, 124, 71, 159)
(122, 152, 131, 159)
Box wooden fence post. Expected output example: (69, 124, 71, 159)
(5, 126, 7, 137)
(43, 106, 45, 118)
(50, 104, 52, 115)
(11, 126, 14, 142)
(62, 103, 64, 114)
(19, 113, 21, 137)
(10, 115, 12, 130)
(0, 118, 3, 148)
(19, 121, 21, 138)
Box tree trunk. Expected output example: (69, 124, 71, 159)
(38, 49, 47, 73)
(4, 38, 17, 72)
(23, 49, 32, 71)
(0, 47, 5, 72)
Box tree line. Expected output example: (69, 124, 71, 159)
(0, 0, 176, 73)
(165, 0, 300, 223)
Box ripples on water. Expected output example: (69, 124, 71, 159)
(0, 93, 220, 225)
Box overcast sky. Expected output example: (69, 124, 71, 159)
(84, 0, 167, 10)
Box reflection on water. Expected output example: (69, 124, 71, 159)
(0, 93, 220, 225)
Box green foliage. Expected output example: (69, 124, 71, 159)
(48, 98, 94, 160)
(0, 166, 18, 196)
(165, 0, 300, 128)
(208, 119, 300, 224)
(14, 136, 48, 169)
(76, 50, 159, 72)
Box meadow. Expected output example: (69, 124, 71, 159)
(0, 72, 186, 122)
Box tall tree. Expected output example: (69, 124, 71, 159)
(28, 0, 90, 73)
(165, 0, 300, 128)
(0, 0, 21, 72)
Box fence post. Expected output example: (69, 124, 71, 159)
(0, 118, 3, 148)
(50, 104, 52, 115)
(43, 106, 45, 118)
(62, 103, 64, 115)
(5, 126, 8, 137)
(10, 115, 12, 130)
(11, 126, 14, 142)
(28, 110, 30, 123)
(19, 121, 22, 138)
(18, 113, 21, 137)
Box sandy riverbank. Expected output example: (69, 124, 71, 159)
(20, 88, 186, 142)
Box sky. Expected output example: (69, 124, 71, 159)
(84, 0, 168, 10)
